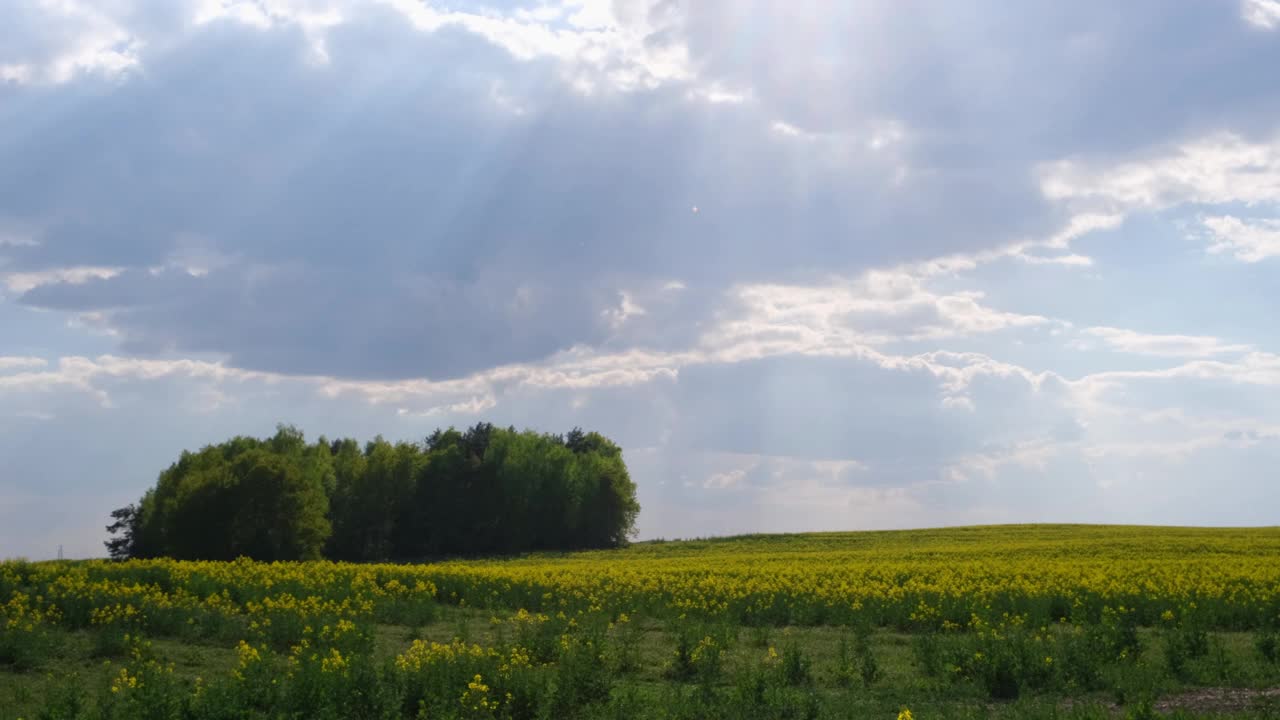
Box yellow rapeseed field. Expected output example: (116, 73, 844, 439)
(6, 525, 1280, 632)
(5, 525, 1280, 718)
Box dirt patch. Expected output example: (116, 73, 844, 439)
(1154, 687, 1280, 714)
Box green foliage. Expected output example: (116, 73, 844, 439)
(551, 631, 613, 716)
(912, 629, 947, 678)
(769, 639, 813, 688)
(123, 426, 332, 562)
(606, 614, 643, 674)
(104, 505, 141, 561)
(1095, 605, 1144, 663)
(229, 449, 331, 561)
(728, 664, 822, 720)
(1161, 607, 1210, 679)
(109, 423, 640, 562)
(664, 622, 729, 688)
(1255, 629, 1280, 664)
(945, 615, 1056, 699)
(835, 626, 881, 688)
(1056, 623, 1109, 691)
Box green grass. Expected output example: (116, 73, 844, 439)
(6, 604, 1280, 719)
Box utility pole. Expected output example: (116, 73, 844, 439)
(57, 544, 63, 560)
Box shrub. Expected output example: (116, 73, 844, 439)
(551, 631, 612, 716)
(730, 660, 821, 720)
(1255, 630, 1280, 664)
(607, 613, 643, 673)
(946, 614, 1056, 700)
(777, 641, 813, 687)
(664, 629, 724, 688)
(1159, 608, 1208, 679)
(912, 631, 946, 678)
(1056, 624, 1108, 691)
(1095, 606, 1142, 663)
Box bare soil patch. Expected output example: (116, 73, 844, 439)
(1154, 687, 1280, 714)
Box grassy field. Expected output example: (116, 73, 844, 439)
(4, 525, 1280, 718)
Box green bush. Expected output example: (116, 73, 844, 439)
(912, 631, 947, 678)
(1255, 629, 1280, 664)
(551, 632, 612, 716)
(946, 614, 1056, 700)
(664, 626, 725, 688)
(1159, 608, 1208, 679)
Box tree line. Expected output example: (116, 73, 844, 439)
(105, 423, 640, 561)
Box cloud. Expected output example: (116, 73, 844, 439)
(1076, 352, 1280, 392)
(1041, 132, 1280, 213)
(704, 467, 749, 490)
(0, 356, 47, 372)
(602, 291, 647, 330)
(1200, 215, 1280, 262)
(719, 270, 1057, 355)
(1243, 0, 1280, 30)
(1078, 326, 1253, 358)
(2, 266, 123, 295)
(0, 1, 145, 85)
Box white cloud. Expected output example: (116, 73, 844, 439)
(771, 121, 802, 138)
(1016, 252, 1093, 267)
(5, 0, 707, 95)
(704, 468, 748, 489)
(1070, 352, 1280, 407)
(724, 271, 1053, 350)
(689, 453, 868, 493)
(0, 356, 47, 372)
(1200, 215, 1280, 262)
(2, 0, 142, 84)
(1040, 132, 1280, 213)
(1, 63, 33, 83)
(1079, 326, 1253, 358)
(883, 213, 1121, 281)
(945, 438, 1062, 483)
(1, 266, 123, 294)
(0, 274, 1062, 419)
(375, 0, 695, 93)
(602, 291, 647, 329)
(1243, 0, 1280, 29)
(196, 0, 344, 62)
(686, 82, 753, 105)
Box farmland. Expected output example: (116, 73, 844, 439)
(5, 525, 1280, 718)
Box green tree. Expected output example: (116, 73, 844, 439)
(114, 423, 638, 560)
(104, 504, 141, 560)
(229, 450, 331, 560)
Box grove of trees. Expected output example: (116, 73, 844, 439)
(105, 423, 640, 561)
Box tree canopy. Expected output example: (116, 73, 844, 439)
(107, 423, 640, 561)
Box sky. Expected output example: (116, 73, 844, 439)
(4, 0, 1280, 559)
